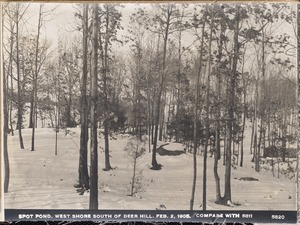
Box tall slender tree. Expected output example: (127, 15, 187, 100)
(190, 7, 206, 211)
(223, 5, 240, 204)
(151, 4, 178, 170)
(103, 4, 112, 171)
(77, 3, 90, 191)
(213, 6, 226, 203)
(202, 8, 214, 211)
(15, 4, 26, 149)
(31, 4, 43, 151)
(3, 58, 10, 192)
(89, 3, 99, 210)
(2, 6, 9, 193)
(31, 4, 55, 151)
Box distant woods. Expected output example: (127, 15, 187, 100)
(2, 3, 297, 210)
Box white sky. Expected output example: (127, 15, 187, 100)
(3, 2, 297, 76)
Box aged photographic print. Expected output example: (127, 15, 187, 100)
(1, 2, 298, 222)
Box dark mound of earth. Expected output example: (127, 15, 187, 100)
(235, 177, 259, 181)
(156, 143, 185, 156)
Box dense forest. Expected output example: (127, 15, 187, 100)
(2, 3, 297, 210)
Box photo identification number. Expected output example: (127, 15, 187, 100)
(272, 215, 285, 220)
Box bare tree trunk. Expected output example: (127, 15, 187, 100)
(29, 97, 34, 128)
(190, 13, 206, 210)
(54, 63, 61, 156)
(240, 50, 247, 168)
(158, 89, 165, 141)
(224, 5, 240, 204)
(152, 25, 168, 169)
(15, 7, 24, 149)
(240, 107, 246, 167)
(175, 30, 182, 143)
(282, 110, 287, 162)
(151, 100, 154, 144)
(252, 65, 259, 166)
(146, 84, 151, 153)
(3, 60, 10, 192)
(277, 155, 280, 178)
(256, 118, 262, 172)
(31, 4, 43, 151)
(8, 20, 14, 136)
(9, 67, 14, 135)
(203, 13, 214, 211)
(131, 145, 138, 196)
(78, 4, 90, 190)
(89, 3, 99, 210)
(253, 112, 258, 164)
(223, 128, 226, 165)
(250, 114, 254, 155)
(256, 29, 267, 172)
(271, 129, 275, 177)
(152, 92, 162, 169)
(166, 92, 172, 141)
(103, 6, 112, 171)
(214, 18, 224, 204)
(267, 117, 271, 149)
(151, 28, 161, 168)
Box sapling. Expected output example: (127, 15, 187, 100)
(124, 136, 147, 196)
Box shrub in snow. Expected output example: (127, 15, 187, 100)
(123, 135, 147, 196)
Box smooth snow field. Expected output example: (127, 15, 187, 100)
(5, 127, 297, 210)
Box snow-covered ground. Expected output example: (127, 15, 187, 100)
(5, 126, 297, 210)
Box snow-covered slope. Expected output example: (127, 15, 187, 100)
(5, 127, 296, 210)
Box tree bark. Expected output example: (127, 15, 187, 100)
(146, 73, 152, 152)
(89, 3, 99, 210)
(240, 51, 247, 168)
(175, 29, 182, 143)
(203, 12, 214, 211)
(214, 14, 224, 204)
(250, 114, 254, 155)
(103, 6, 112, 171)
(131, 147, 138, 196)
(78, 4, 90, 190)
(31, 4, 43, 151)
(158, 89, 166, 141)
(282, 110, 287, 162)
(224, 5, 240, 204)
(3, 60, 10, 193)
(29, 98, 34, 128)
(15, 6, 24, 149)
(8, 20, 14, 136)
(240, 105, 246, 167)
(190, 12, 206, 210)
